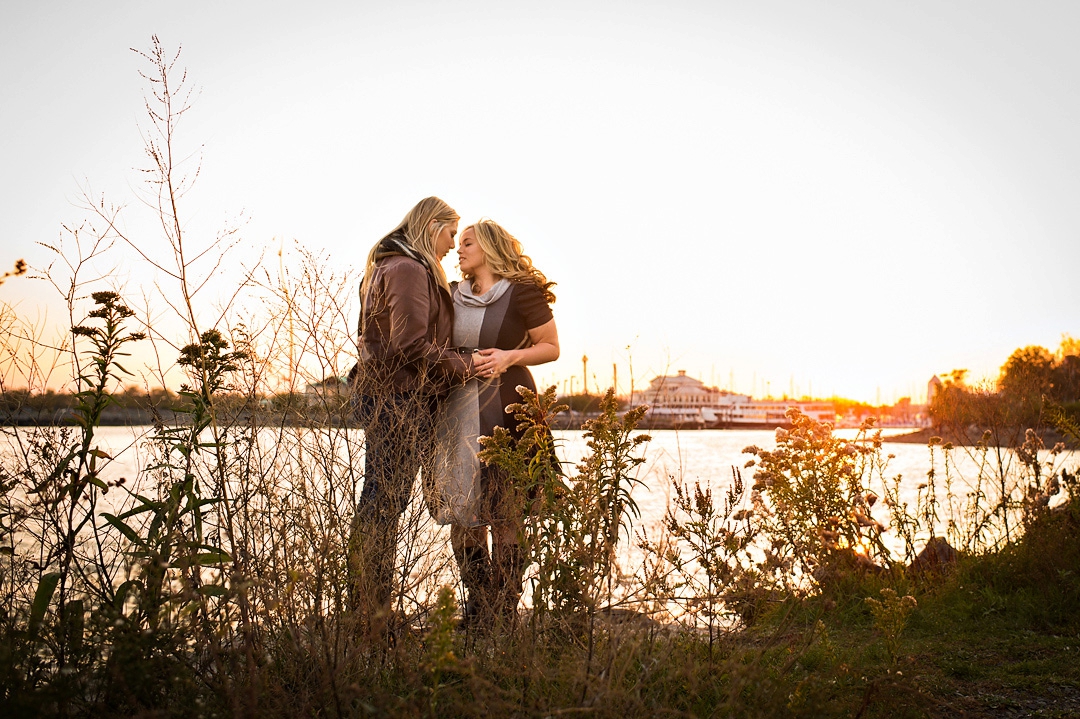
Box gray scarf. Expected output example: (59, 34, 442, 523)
(455, 278, 511, 308)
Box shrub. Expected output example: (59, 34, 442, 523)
(742, 409, 893, 588)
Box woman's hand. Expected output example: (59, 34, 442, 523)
(471, 320, 560, 379)
(473, 348, 515, 378)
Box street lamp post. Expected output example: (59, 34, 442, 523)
(569, 376, 575, 428)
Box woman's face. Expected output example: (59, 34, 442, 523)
(432, 219, 459, 259)
(456, 227, 488, 275)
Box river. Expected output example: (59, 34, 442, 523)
(4, 423, 1074, 615)
(10, 423, 1065, 547)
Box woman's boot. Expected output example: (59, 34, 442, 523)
(452, 526, 491, 627)
(491, 541, 526, 623)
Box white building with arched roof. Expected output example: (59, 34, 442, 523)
(630, 370, 835, 429)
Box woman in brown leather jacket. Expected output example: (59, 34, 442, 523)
(347, 196, 474, 633)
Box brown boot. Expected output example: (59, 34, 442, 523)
(347, 511, 397, 642)
(457, 544, 492, 626)
(451, 526, 491, 628)
(490, 541, 526, 623)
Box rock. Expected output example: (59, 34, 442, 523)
(812, 548, 886, 594)
(908, 536, 960, 576)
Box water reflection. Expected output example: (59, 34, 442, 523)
(6, 424, 1073, 583)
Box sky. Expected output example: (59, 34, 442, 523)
(2, 0, 1079, 403)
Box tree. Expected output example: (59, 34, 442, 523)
(1058, 333, 1080, 359)
(998, 346, 1054, 428)
(929, 369, 975, 429)
(999, 346, 1054, 398)
(1052, 335, 1080, 404)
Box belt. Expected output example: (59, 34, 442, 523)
(454, 347, 479, 355)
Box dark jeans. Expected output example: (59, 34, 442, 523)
(347, 391, 436, 618)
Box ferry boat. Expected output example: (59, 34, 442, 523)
(630, 371, 835, 430)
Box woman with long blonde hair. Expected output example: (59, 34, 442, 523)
(428, 218, 559, 625)
(348, 196, 476, 634)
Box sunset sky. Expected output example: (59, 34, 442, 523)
(2, 1, 1078, 403)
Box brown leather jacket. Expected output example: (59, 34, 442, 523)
(357, 254, 473, 395)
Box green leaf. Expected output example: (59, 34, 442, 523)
(191, 499, 203, 541)
(147, 509, 165, 541)
(29, 572, 61, 638)
(116, 495, 162, 519)
(100, 513, 147, 549)
(198, 585, 228, 597)
(189, 550, 231, 566)
(114, 579, 141, 611)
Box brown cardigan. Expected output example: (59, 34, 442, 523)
(358, 255, 473, 395)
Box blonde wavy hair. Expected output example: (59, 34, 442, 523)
(466, 218, 556, 304)
(362, 197, 459, 299)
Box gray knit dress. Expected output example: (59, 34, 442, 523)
(426, 278, 553, 526)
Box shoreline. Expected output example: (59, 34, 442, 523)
(883, 425, 1069, 448)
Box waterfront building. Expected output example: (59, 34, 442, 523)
(630, 370, 835, 429)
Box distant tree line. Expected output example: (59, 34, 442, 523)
(0, 385, 347, 425)
(557, 392, 629, 414)
(828, 396, 916, 423)
(931, 335, 1080, 434)
(0, 386, 176, 417)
